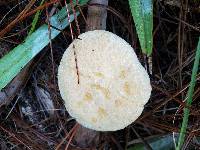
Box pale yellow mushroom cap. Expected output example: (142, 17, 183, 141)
(58, 30, 151, 131)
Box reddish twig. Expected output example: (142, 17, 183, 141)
(70, 0, 80, 35)
(64, 123, 79, 150)
(46, 6, 57, 98)
(65, 0, 80, 84)
(0, 0, 59, 38)
(55, 123, 79, 150)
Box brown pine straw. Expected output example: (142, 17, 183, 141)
(55, 123, 80, 150)
(0, 0, 59, 38)
(0, 125, 31, 149)
(65, 123, 79, 150)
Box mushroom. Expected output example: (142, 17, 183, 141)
(58, 30, 151, 131)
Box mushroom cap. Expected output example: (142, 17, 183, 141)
(58, 30, 151, 131)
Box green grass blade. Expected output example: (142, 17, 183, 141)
(0, 0, 89, 91)
(28, 0, 89, 36)
(128, 0, 153, 56)
(176, 37, 200, 150)
(0, 7, 79, 91)
(28, 0, 45, 36)
(0, 7, 74, 90)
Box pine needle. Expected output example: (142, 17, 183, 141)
(176, 37, 200, 149)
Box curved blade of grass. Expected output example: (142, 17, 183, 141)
(28, 0, 45, 36)
(176, 37, 200, 150)
(128, 0, 153, 56)
(0, 0, 90, 91)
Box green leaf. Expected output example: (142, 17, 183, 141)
(128, 134, 177, 150)
(176, 37, 200, 150)
(0, 0, 90, 91)
(128, 0, 153, 56)
(28, 0, 45, 36)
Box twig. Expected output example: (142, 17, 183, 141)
(0, 0, 36, 38)
(55, 123, 79, 150)
(64, 124, 79, 150)
(65, 0, 80, 84)
(0, 0, 59, 38)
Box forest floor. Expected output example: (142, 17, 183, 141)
(0, 0, 200, 149)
